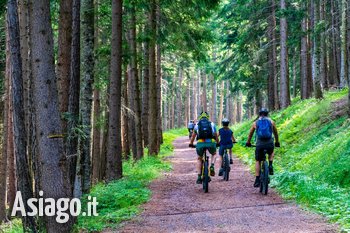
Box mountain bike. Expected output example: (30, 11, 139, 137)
(190, 144, 210, 193)
(221, 142, 236, 181)
(248, 145, 269, 195)
(221, 149, 230, 181)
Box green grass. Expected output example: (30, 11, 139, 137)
(76, 128, 187, 232)
(0, 128, 187, 233)
(233, 89, 350, 232)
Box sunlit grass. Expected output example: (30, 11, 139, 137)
(234, 89, 350, 232)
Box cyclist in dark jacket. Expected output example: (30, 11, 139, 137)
(245, 108, 280, 187)
(218, 118, 237, 176)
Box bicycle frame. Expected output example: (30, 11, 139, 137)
(259, 149, 269, 195)
(201, 148, 210, 193)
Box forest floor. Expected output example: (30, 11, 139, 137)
(114, 137, 338, 233)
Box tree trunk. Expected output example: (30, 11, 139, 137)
(142, 39, 149, 147)
(211, 74, 217, 124)
(301, 14, 309, 99)
(192, 72, 197, 120)
(340, 0, 348, 87)
(0, 22, 9, 223)
(7, 1, 37, 230)
(30, 0, 73, 231)
(176, 68, 183, 128)
(319, 0, 328, 90)
(201, 70, 207, 112)
(279, 0, 291, 108)
(218, 82, 224, 123)
(267, 0, 277, 110)
(80, 0, 95, 193)
(311, 0, 323, 99)
(122, 69, 130, 158)
(331, 0, 341, 86)
(91, 0, 100, 184)
(57, 0, 72, 132)
(67, 0, 80, 193)
(156, 42, 163, 145)
(236, 92, 242, 122)
(106, 0, 123, 181)
(129, 3, 143, 160)
(171, 77, 175, 129)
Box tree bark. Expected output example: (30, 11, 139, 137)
(142, 39, 149, 147)
(156, 37, 163, 145)
(267, 0, 277, 110)
(201, 70, 207, 113)
(176, 68, 183, 128)
(80, 0, 95, 193)
(192, 72, 198, 120)
(129, 2, 143, 160)
(279, 0, 291, 108)
(7, 1, 37, 230)
(148, 0, 158, 155)
(340, 0, 348, 87)
(30, 0, 74, 231)
(106, 0, 123, 181)
(67, 0, 80, 194)
(122, 68, 130, 158)
(57, 0, 72, 132)
(319, 0, 328, 90)
(211, 74, 217, 124)
(301, 14, 309, 99)
(218, 82, 224, 123)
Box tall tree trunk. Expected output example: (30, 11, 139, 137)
(176, 68, 183, 128)
(331, 0, 341, 86)
(91, 0, 100, 184)
(30, 0, 74, 231)
(292, 52, 297, 98)
(122, 69, 130, 158)
(57, 0, 72, 132)
(267, 0, 277, 110)
(279, 0, 291, 108)
(106, 0, 123, 181)
(67, 0, 80, 193)
(7, 1, 37, 231)
(201, 70, 207, 112)
(148, 0, 158, 155)
(301, 13, 309, 99)
(171, 77, 175, 129)
(319, 0, 328, 90)
(156, 40, 163, 145)
(80, 0, 95, 193)
(142, 40, 149, 147)
(340, 0, 348, 87)
(0, 24, 9, 223)
(129, 2, 143, 160)
(192, 72, 198, 120)
(311, 0, 323, 99)
(211, 74, 217, 124)
(236, 92, 242, 122)
(218, 82, 224, 123)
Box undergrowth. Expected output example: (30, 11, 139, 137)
(233, 89, 350, 232)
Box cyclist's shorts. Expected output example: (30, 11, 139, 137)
(196, 142, 216, 157)
(219, 143, 233, 156)
(255, 144, 274, 161)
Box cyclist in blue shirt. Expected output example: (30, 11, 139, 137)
(218, 118, 237, 176)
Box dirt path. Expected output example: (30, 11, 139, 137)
(117, 137, 338, 233)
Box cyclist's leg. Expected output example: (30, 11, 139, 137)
(254, 146, 264, 187)
(196, 144, 204, 183)
(267, 144, 275, 175)
(208, 143, 217, 176)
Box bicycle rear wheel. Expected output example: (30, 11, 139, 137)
(223, 153, 230, 181)
(203, 159, 209, 193)
(261, 161, 269, 195)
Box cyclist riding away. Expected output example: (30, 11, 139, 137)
(218, 118, 237, 176)
(188, 120, 195, 138)
(245, 108, 280, 187)
(189, 112, 219, 184)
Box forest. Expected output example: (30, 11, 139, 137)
(0, 0, 350, 232)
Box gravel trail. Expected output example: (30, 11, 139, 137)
(116, 137, 338, 233)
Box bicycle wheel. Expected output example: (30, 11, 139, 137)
(202, 154, 209, 193)
(223, 153, 230, 181)
(261, 161, 269, 195)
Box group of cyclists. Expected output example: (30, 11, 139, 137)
(188, 108, 280, 188)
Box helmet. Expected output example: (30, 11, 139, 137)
(259, 108, 269, 116)
(222, 118, 230, 126)
(198, 111, 209, 120)
(190, 120, 194, 123)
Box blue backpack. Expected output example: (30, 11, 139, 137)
(256, 118, 272, 140)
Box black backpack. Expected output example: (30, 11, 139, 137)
(197, 119, 214, 139)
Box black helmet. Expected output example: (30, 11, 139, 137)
(259, 108, 269, 116)
(222, 118, 230, 126)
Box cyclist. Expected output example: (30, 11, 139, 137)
(189, 112, 219, 184)
(188, 120, 195, 138)
(218, 118, 237, 176)
(245, 108, 280, 187)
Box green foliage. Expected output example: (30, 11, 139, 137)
(233, 89, 350, 232)
(76, 128, 186, 232)
(0, 219, 23, 233)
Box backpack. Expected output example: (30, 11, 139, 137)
(256, 118, 272, 140)
(197, 119, 213, 139)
